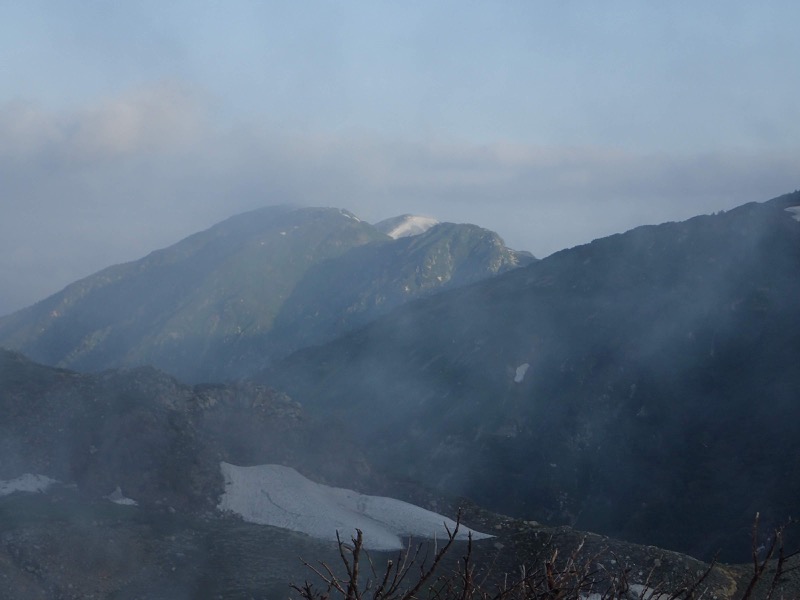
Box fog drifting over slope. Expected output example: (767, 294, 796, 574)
(3, 1, 800, 315)
(2, 89, 796, 316)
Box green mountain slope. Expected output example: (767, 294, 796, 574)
(262, 191, 800, 561)
(265, 221, 535, 358)
(0, 207, 531, 381)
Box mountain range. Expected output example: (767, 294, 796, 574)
(1, 192, 800, 596)
(0, 207, 532, 382)
(260, 192, 800, 561)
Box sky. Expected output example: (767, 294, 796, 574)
(2, 1, 799, 315)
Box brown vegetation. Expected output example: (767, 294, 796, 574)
(292, 512, 798, 600)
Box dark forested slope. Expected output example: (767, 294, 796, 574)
(264, 192, 800, 561)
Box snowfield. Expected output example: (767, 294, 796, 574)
(582, 585, 672, 600)
(0, 474, 58, 496)
(514, 363, 530, 383)
(382, 215, 440, 239)
(105, 485, 138, 506)
(217, 462, 492, 550)
(785, 206, 800, 221)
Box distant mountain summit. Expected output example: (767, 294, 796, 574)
(0, 206, 532, 382)
(266, 221, 535, 360)
(375, 214, 440, 238)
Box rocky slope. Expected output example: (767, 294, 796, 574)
(266, 221, 535, 360)
(0, 348, 374, 510)
(1, 349, 797, 599)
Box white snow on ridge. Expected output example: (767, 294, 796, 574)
(581, 585, 672, 600)
(340, 209, 362, 222)
(377, 215, 440, 239)
(514, 363, 530, 383)
(217, 462, 492, 550)
(0, 474, 58, 496)
(785, 206, 800, 221)
(106, 485, 138, 506)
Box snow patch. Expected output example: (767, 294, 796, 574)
(0, 474, 58, 496)
(581, 584, 672, 599)
(785, 206, 800, 221)
(514, 363, 530, 383)
(217, 463, 492, 550)
(376, 215, 439, 239)
(105, 485, 138, 506)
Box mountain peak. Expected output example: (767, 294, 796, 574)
(375, 214, 440, 239)
(0, 205, 530, 382)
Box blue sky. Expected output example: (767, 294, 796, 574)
(1, 1, 799, 314)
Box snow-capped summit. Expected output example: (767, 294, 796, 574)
(375, 214, 440, 239)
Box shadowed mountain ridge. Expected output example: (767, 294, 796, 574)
(262, 191, 800, 562)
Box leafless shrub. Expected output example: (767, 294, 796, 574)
(291, 514, 461, 600)
(290, 511, 714, 600)
(738, 513, 798, 600)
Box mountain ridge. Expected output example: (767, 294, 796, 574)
(261, 191, 800, 562)
(0, 206, 532, 381)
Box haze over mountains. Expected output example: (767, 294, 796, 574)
(0, 347, 781, 598)
(1, 191, 800, 597)
(260, 192, 800, 561)
(0, 207, 532, 382)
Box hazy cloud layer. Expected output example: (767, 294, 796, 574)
(2, 83, 798, 315)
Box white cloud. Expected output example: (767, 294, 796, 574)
(0, 81, 204, 163)
(1, 83, 798, 315)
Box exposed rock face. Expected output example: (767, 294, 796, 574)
(0, 349, 371, 512)
(267, 222, 535, 360)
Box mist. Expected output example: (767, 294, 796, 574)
(3, 2, 800, 315)
(2, 3, 800, 597)
(2, 87, 798, 315)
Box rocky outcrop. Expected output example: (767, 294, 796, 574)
(0, 349, 371, 512)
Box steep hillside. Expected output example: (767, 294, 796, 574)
(0, 207, 531, 382)
(0, 348, 375, 508)
(265, 221, 535, 358)
(263, 192, 800, 561)
(0, 206, 380, 381)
